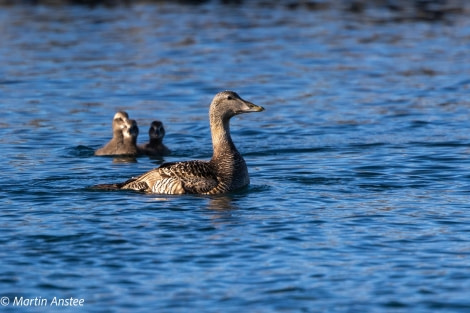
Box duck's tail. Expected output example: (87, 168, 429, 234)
(90, 182, 126, 190)
(90, 177, 142, 191)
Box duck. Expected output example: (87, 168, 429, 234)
(138, 121, 171, 156)
(93, 91, 264, 194)
(94, 111, 140, 156)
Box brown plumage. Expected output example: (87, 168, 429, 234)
(94, 91, 264, 194)
(94, 111, 140, 156)
(138, 121, 171, 156)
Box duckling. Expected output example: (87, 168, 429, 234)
(138, 121, 171, 156)
(95, 111, 139, 156)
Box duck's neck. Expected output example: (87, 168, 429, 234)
(113, 132, 125, 144)
(210, 116, 239, 162)
(149, 138, 163, 146)
(128, 137, 137, 146)
(122, 131, 137, 146)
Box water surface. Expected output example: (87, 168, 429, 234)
(0, 2, 469, 312)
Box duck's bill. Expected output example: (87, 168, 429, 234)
(241, 101, 265, 113)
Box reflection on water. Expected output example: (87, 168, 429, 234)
(206, 195, 240, 211)
(111, 156, 138, 163)
(0, 2, 470, 313)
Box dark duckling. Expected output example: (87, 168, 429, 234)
(138, 121, 171, 156)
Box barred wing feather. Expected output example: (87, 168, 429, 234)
(121, 161, 219, 194)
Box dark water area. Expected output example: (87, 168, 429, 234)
(1, 1, 470, 312)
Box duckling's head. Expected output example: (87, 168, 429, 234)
(113, 111, 129, 121)
(148, 121, 166, 141)
(123, 119, 139, 141)
(112, 111, 130, 134)
(210, 91, 264, 122)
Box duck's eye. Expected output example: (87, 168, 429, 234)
(227, 96, 233, 100)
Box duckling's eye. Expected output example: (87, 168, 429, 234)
(227, 96, 233, 100)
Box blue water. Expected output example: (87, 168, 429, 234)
(1, 2, 470, 312)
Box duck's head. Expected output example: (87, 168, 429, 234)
(148, 121, 166, 140)
(123, 119, 139, 140)
(210, 91, 264, 121)
(113, 111, 129, 121)
(112, 111, 130, 134)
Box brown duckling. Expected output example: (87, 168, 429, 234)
(95, 111, 139, 156)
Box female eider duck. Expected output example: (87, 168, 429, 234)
(138, 121, 171, 156)
(94, 91, 264, 194)
(94, 111, 140, 156)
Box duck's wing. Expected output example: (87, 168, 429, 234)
(120, 160, 219, 194)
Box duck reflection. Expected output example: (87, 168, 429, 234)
(111, 156, 138, 164)
(207, 195, 240, 211)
